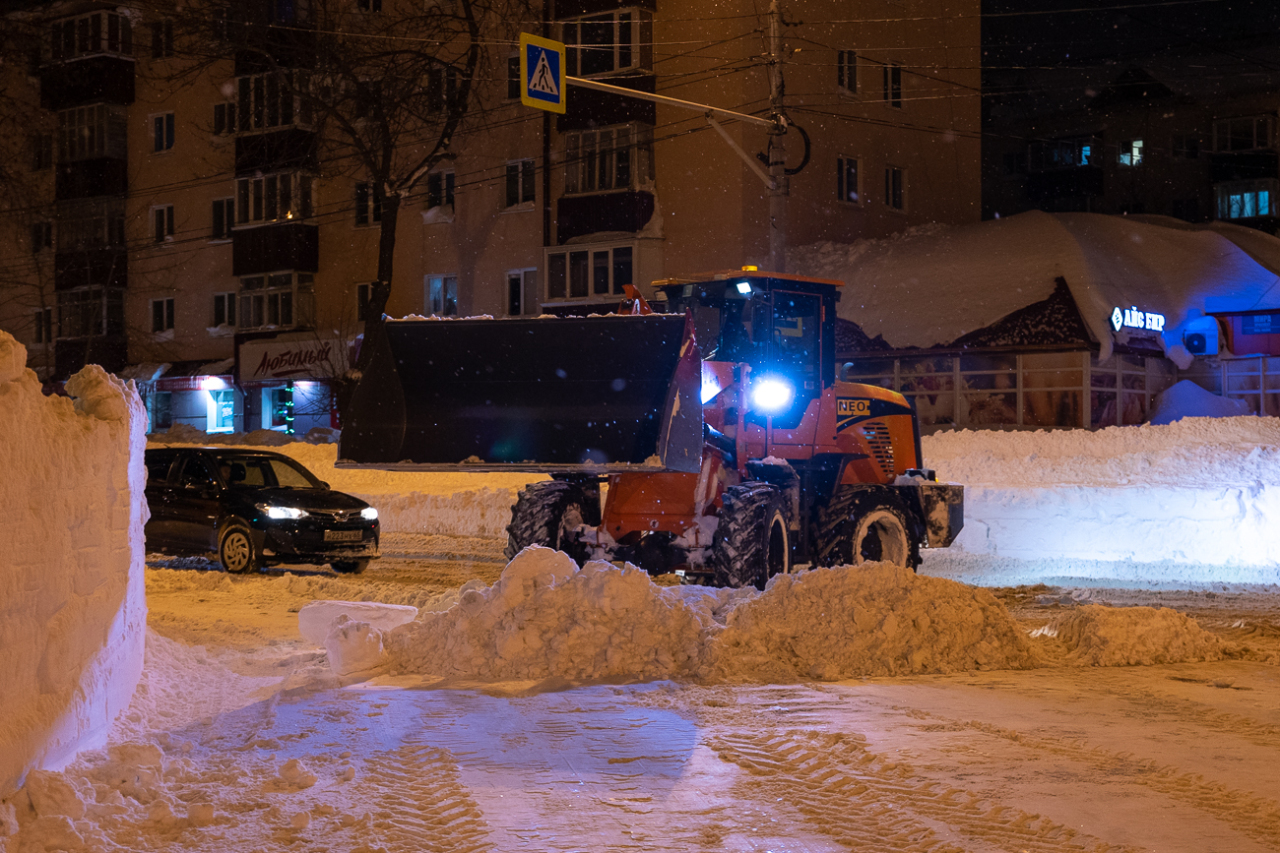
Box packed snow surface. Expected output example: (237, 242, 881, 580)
(0, 334, 148, 798)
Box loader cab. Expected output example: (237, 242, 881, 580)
(655, 272, 841, 420)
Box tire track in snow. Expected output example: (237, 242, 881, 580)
(710, 729, 1142, 853)
(353, 739, 492, 853)
(910, 711, 1280, 849)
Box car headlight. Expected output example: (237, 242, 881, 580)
(256, 503, 309, 520)
(750, 376, 795, 413)
(361, 507, 378, 520)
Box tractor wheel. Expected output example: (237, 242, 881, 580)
(708, 482, 791, 590)
(824, 493, 920, 570)
(504, 480, 592, 564)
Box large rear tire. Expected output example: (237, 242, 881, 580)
(504, 480, 592, 563)
(708, 482, 791, 589)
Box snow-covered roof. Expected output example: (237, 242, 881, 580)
(792, 210, 1280, 361)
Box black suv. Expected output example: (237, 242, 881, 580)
(144, 447, 380, 574)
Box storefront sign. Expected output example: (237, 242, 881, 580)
(239, 337, 349, 382)
(1110, 306, 1165, 333)
(1241, 312, 1280, 335)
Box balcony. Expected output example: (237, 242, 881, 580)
(1210, 150, 1278, 184)
(558, 74, 655, 132)
(235, 128, 318, 175)
(557, 191, 654, 244)
(55, 249, 127, 291)
(55, 158, 127, 200)
(40, 56, 134, 111)
(232, 222, 319, 276)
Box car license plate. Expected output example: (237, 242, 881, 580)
(324, 530, 363, 542)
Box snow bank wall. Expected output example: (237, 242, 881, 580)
(924, 419, 1280, 584)
(0, 335, 148, 798)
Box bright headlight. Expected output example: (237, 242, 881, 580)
(361, 507, 378, 520)
(256, 503, 309, 520)
(750, 377, 794, 413)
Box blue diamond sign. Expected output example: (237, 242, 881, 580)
(520, 33, 566, 114)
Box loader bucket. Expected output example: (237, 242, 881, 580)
(338, 313, 704, 473)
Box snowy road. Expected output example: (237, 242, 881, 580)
(13, 535, 1251, 852)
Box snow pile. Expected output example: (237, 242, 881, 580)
(1046, 605, 1225, 666)
(922, 417, 1280, 583)
(0, 334, 149, 798)
(298, 601, 418, 646)
(708, 565, 1038, 680)
(374, 548, 1051, 684)
(1149, 380, 1251, 425)
(383, 548, 708, 681)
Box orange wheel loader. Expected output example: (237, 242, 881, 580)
(338, 270, 963, 587)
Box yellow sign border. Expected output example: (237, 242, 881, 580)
(519, 32, 567, 114)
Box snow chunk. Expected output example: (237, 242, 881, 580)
(324, 617, 388, 677)
(1149, 380, 1251, 425)
(1050, 605, 1225, 666)
(298, 600, 418, 646)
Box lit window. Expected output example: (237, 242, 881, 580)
(1217, 179, 1278, 219)
(207, 388, 236, 433)
(1118, 139, 1144, 166)
(426, 274, 458, 316)
(235, 173, 312, 225)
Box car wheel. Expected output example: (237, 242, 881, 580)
(331, 559, 370, 575)
(218, 519, 260, 574)
(708, 482, 791, 590)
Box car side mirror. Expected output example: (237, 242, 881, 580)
(319, 481, 330, 489)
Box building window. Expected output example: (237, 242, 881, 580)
(546, 245, 633, 300)
(1216, 179, 1278, 220)
(427, 171, 455, 209)
(213, 102, 236, 135)
(33, 307, 53, 344)
(235, 173, 312, 225)
(57, 287, 124, 338)
(1028, 138, 1095, 171)
(505, 160, 535, 208)
(151, 297, 175, 334)
(882, 63, 902, 107)
(31, 134, 53, 171)
(213, 292, 236, 327)
(265, 387, 294, 431)
(237, 72, 300, 133)
(355, 182, 382, 226)
(507, 269, 537, 316)
(238, 272, 314, 331)
(207, 389, 236, 433)
(153, 205, 175, 242)
(837, 49, 857, 93)
(153, 112, 175, 152)
(565, 125, 652, 194)
(884, 166, 905, 210)
(426, 274, 458, 316)
(150, 20, 173, 59)
(426, 66, 459, 115)
(563, 10, 652, 76)
(507, 56, 521, 99)
(57, 104, 127, 161)
(57, 199, 125, 250)
(30, 221, 53, 252)
(1213, 115, 1275, 152)
(50, 12, 132, 61)
(357, 282, 372, 321)
(1172, 134, 1199, 159)
(211, 198, 234, 240)
(837, 156, 860, 204)
(1118, 139, 1144, 166)
(357, 0, 382, 11)
(147, 391, 172, 432)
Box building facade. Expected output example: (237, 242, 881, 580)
(0, 0, 981, 434)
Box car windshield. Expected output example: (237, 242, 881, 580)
(218, 455, 322, 489)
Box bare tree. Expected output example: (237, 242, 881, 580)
(175, 0, 531, 409)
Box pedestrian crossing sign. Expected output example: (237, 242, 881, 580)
(520, 33, 566, 114)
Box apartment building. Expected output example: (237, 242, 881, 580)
(0, 0, 980, 434)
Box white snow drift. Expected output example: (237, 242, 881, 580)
(322, 547, 1223, 683)
(0, 333, 148, 798)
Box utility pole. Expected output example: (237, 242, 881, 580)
(766, 0, 787, 273)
